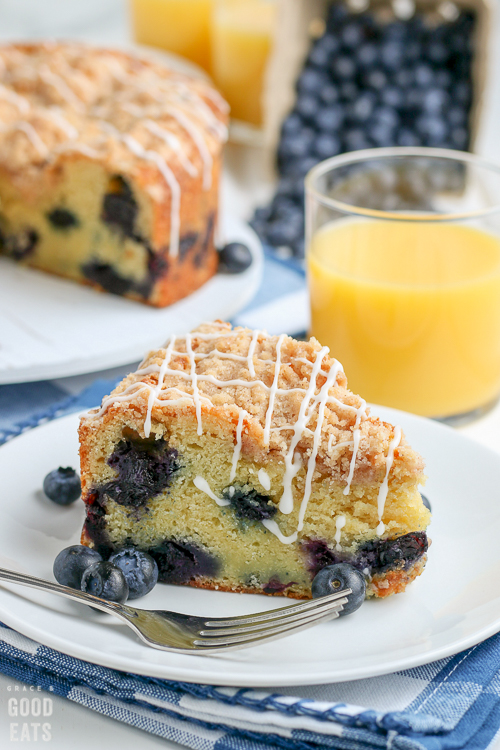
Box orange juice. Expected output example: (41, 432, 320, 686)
(308, 220, 500, 417)
(131, 0, 212, 71)
(210, 0, 276, 125)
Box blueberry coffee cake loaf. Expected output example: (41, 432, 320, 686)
(0, 43, 228, 306)
(79, 322, 430, 599)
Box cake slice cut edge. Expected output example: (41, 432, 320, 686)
(79, 321, 430, 600)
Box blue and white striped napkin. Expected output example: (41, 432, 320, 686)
(2, 620, 500, 750)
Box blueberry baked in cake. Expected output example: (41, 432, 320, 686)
(79, 322, 430, 599)
(0, 43, 228, 306)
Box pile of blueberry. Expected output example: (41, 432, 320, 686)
(44, 466, 159, 603)
(251, 1, 476, 257)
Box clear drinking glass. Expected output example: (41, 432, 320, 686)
(210, 0, 277, 126)
(305, 147, 500, 424)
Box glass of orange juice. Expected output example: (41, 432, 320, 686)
(210, 0, 277, 126)
(305, 147, 500, 424)
(130, 0, 213, 71)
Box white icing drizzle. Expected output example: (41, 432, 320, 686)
(279, 346, 329, 515)
(144, 335, 176, 438)
(230, 409, 247, 482)
(43, 109, 79, 139)
(120, 133, 181, 258)
(39, 65, 85, 113)
(264, 334, 286, 446)
(0, 45, 227, 265)
(328, 435, 354, 453)
(297, 359, 343, 531)
(246, 329, 260, 378)
(262, 519, 298, 545)
(165, 106, 213, 190)
(258, 469, 271, 491)
(169, 82, 228, 141)
(143, 119, 198, 178)
(185, 334, 203, 435)
(13, 121, 49, 158)
(0, 85, 30, 113)
(376, 426, 402, 536)
(194, 476, 230, 506)
(343, 399, 367, 496)
(53, 142, 101, 158)
(335, 515, 346, 551)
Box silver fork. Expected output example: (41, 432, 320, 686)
(0, 567, 350, 654)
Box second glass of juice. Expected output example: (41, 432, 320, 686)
(210, 0, 277, 126)
(305, 148, 500, 423)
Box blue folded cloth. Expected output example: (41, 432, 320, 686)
(1, 618, 500, 750)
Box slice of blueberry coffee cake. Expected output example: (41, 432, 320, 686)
(0, 43, 228, 306)
(79, 321, 430, 599)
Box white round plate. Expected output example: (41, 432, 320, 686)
(0, 213, 262, 384)
(0, 406, 498, 687)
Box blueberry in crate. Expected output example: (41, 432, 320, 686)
(312, 563, 366, 616)
(296, 67, 330, 96)
(356, 43, 378, 69)
(349, 92, 376, 123)
(314, 133, 341, 159)
(340, 21, 364, 50)
(281, 112, 303, 137)
(53, 545, 102, 589)
(315, 105, 344, 132)
(331, 55, 356, 81)
(251, 0, 476, 255)
(81, 561, 129, 603)
(307, 35, 338, 68)
(278, 128, 315, 161)
(320, 84, 340, 105)
(109, 547, 158, 599)
(397, 128, 420, 147)
(295, 95, 318, 121)
(43, 467, 81, 505)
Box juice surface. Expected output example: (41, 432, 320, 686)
(131, 0, 212, 71)
(210, 0, 276, 125)
(308, 220, 500, 417)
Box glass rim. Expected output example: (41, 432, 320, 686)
(304, 146, 500, 222)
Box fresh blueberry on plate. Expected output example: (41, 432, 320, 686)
(53, 545, 102, 589)
(109, 548, 158, 599)
(312, 563, 366, 616)
(217, 242, 252, 274)
(43, 467, 81, 505)
(81, 561, 129, 603)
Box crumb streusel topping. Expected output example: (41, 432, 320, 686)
(83, 321, 424, 503)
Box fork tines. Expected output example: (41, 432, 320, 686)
(195, 589, 351, 648)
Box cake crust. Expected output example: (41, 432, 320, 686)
(0, 42, 228, 306)
(79, 322, 430, 599)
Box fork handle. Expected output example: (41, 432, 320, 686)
(0, 566, 131, 617)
